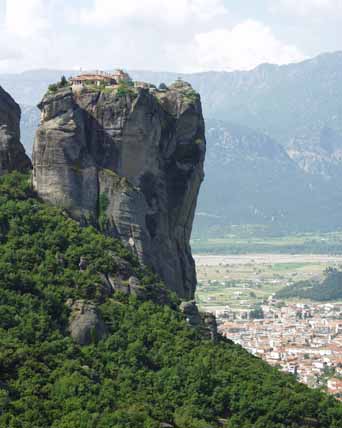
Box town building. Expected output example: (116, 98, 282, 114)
(218, 302, 342, 400)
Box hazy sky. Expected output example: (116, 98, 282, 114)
(0, 0, 340, 73)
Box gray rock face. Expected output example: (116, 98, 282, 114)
(180, 301, 219, 342)
(201, 312, 218, 343)
(68, 300, 108, 346)
(180, 300, 202, 326)
(33, 81, 205, 298)
(0, 86, 31, 175)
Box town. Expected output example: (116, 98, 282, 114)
(218, 300, 342, 400)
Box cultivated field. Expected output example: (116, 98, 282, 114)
(194, 253, 342, 312)
(191, 230, 342, 254)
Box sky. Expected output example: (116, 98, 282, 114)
(0, 0, 340, 74)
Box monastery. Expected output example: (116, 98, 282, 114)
(70, 69, 131, 89)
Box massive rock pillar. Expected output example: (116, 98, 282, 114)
(33, 81, 205, 299)
(0, 86, 31, 175)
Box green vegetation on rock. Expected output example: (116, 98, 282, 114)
(0, 172, 341, 427)
(116, 81, 135, 97)
(182, 88, 198, 104)
(48, 75, 70, 94)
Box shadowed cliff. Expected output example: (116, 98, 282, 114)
(0, 86, 31, 175)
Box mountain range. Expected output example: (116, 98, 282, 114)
(3, 51, 342, 235)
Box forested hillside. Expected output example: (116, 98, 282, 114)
(276, 267, 342, 302)
(0, 172, 342, 427)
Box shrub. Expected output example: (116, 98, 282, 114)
(159, 83, 168, 90)
(116, 82, 134, 97)
(60, 75, 68, 87)
(48, 83, 58, 93)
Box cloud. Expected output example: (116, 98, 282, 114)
(191, 20, 305, 71)
(0, 0, 57, 72)
(0, 0, 305, 74)
(272, 0, 342, 16)
(79, 0, 228, 26)
(5, 0, 49, 37)
(77, 3, 304, 72)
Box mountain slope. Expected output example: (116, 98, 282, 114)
(0, 172, 341, 428)
(193, 119, 342, 236)
(133, 52, 342, 151)
(276, 267, 342, 301)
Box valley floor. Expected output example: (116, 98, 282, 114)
(195, 253, 342, 311)
(195, 252, 342, 400)
(191, 229, 342, 254)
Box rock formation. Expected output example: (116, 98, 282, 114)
(0, 86, 31, 175)
(180, 300, 218, 342)
(67, 299, 108, 346)
(32, 81, 205, 298)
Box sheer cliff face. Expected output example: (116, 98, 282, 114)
(0, 86, 31, 175)
(32, 82, 205, 299)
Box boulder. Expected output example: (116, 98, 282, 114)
(180, 300, 202, 327)
(201, 312, 219, 343)
(180, 301, 219, 341)
(79, 256, 88, 271)
(68, 300, 108, 345)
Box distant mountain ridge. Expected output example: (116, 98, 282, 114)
(5, 51, 342, 234)
(193, 118, 342, 236)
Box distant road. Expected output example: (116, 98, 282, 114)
(194, 254, 342, 266)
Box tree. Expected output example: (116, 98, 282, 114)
(48, 83, 58, 93)
(60, 75, 68, 87)
(159, 83, 168, 90)
(250, 305, 264, 319)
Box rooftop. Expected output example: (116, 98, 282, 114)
(70, 74, 116, 82)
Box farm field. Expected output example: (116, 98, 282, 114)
(191, 230, 342, 254)
(194, 253, 342, 312)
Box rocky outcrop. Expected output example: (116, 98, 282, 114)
(180, 300, 218, 342)
(67, 299, 108, 346)
(0, 86, 31, 175)
(32, 81, 205, 299)
(201, 312, 218, 342)
(180, 300, 202, 326)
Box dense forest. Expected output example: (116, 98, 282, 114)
(0, 173, 342, 427)
(276, 267, 342, 301)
